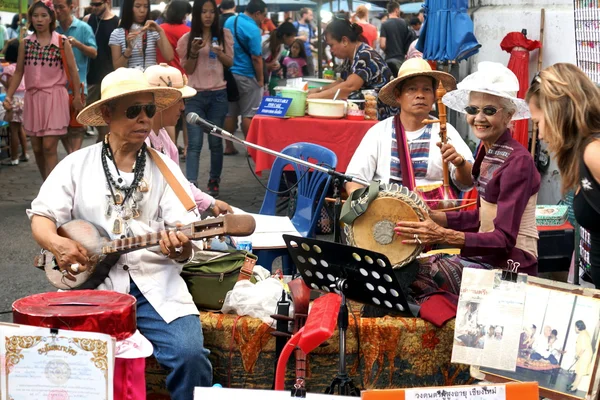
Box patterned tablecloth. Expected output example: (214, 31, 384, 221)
(146, 311, 471, 398)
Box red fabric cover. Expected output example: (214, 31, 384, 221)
(247, 116, 377, 174)
(115, 358, 147, 400)
(500, 32, 541, 149)
(12, 290, 137, 341)
(419, 292, 458, 327)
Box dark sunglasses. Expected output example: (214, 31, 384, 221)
(90, 2, 104, 6)
(126, 104, 156, 119)
(464, 105, 503, 116)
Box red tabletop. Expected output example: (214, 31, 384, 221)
(246, 115, 378, 174)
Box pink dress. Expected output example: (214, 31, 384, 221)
(146, 128, 214, 213)
(1, 63, 26, 123)
(23, 31, 69, 137)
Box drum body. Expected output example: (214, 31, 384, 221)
(12, 290, 137, 340)
(346, 183, 428, 268)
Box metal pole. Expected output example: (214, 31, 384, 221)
(317, 0, 323, 78)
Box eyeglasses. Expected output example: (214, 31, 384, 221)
(464, 105, 503, 116)
(125, 104, 156, 119)
(90, 2, 104, 6)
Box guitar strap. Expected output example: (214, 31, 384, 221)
(147, 147, 197, 212)
(237, 254, 256, 282)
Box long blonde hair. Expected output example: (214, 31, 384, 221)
(526, 63, 600, 194)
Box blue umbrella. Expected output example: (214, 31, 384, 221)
(416, 0, 480, 62)
(400, 2, 424, 14)
(320, 0, 386, 13)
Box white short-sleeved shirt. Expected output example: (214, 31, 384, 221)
(28, 143, 200, 324)
(346, 116, 475, 189)
(109, 25, 160, 70)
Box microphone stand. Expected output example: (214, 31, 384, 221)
(190, 115, 368, 243)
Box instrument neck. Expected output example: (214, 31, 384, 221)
(102, 217, 226, 255)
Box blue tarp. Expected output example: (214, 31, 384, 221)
(415, 0, 480, 62)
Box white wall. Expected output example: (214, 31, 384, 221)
(454, 0, 576, 204)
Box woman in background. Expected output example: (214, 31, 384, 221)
(262, 21, 296, 83)
(109, 0, 174, 70)
(178, 0, 233, 198)
(3, 0, 81, 180)
(527, 63, 600, 288)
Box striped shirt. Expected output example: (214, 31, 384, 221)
(109, 25, 160, 70)
(390, 123, 433, 183)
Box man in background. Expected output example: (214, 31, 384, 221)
(380, 1, 414, 76)
(409, 17, 421, 38)
(219, 0, 237, 29)
(54, 0, 97, 153)
(293, 8, 315, 76)
(223, 0, 266, 154)
(84, 0, 119, 142)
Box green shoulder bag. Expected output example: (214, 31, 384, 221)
(181, 250, 257, 311)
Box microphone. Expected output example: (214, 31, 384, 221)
(185, 112, 221, 133)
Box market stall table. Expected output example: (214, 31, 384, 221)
(246, 116, 378, 174)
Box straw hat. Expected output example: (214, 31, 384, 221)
(144, 63, 197, 99)
(442, 61, 530, 121)
(378, 58, 457, 108)
(77, 68, 182, 127)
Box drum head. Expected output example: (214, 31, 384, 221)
(351, 197, 420, 267)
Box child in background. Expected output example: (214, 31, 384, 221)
(1, 39, 28, 165)
(282, 39, 309, 79)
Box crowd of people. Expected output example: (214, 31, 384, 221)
(1, 0, 600, 398)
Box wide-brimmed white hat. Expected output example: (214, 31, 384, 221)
(378, 58, 457, 108)
(77, 68, 182, 126)
(442, 61, 530, 120)
(144, 63, 197, 99)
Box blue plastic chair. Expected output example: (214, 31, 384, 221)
(255, 142, 338, 272)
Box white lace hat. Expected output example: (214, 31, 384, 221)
(144, 63, 197, 99)
(442, 61, 530, 120)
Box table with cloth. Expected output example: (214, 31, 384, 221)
(246, 116, 378, 173)
(146, 311, 471, 398)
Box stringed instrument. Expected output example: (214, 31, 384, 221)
(288, 277, 311, 396)
(34, 214, 256, 290)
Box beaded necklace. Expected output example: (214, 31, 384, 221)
(101, 135, 148, 234)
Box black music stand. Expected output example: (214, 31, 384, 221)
(283, 235, 419, 396)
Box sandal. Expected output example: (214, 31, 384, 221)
(223, 149, 239, 156)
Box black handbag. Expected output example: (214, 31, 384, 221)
(223, 66, 239, 102)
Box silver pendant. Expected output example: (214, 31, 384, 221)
(138, 178, 149, 193)
(112, 217, 123, 234)
(133, 190, 143, 202)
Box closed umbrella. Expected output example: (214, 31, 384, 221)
(500, 31, 541, 148)
(416, 0, 480, 63)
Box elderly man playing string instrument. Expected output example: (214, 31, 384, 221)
(345, 58, 475, 198)
(27, 68, 212, 399)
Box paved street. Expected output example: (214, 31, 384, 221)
(0, 134, 268, 322)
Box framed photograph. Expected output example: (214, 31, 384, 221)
(481, 277, 600, 400)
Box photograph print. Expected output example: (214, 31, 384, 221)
(482, 284, 600, 399)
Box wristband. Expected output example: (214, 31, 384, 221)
(189, 52, 199, 59)
(123, 51, 132, 59)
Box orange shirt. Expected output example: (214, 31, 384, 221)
(261, 18, 276, 34)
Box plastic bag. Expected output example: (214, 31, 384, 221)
(222, 274, 291, 327)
